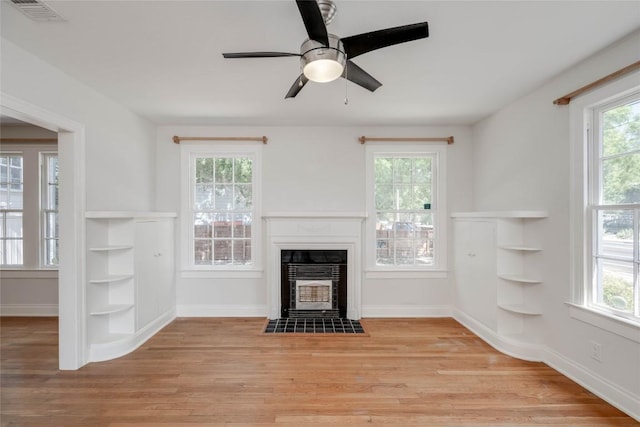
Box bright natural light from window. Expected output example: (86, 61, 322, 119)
(590, 96, 639, 320)
(374, 155, 435, 267)
(0, 154, 24, 265)
(42, 153, 59, 267)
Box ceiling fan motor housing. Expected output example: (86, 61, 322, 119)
(300, 34, 346, 82)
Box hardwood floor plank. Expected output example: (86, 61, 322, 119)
(1, 316, 637, 426)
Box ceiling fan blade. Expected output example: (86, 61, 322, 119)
(342, 61, 382, 92)
(296, 0, 329, 46)
(285, 74, 309, 98)
(223, 52, 300, 58)
(341, 22, 429, 59)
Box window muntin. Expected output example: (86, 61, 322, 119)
(41, 153, 59, 267)
(191, 155, 254, 267)
(0, 154, 23, 265)
(589, 95, 639, 321)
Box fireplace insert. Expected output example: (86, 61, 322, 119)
(280, 250, 347, 318)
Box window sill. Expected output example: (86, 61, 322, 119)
(181, 269, 263, 279)
(365, 269, 448, 279)
(0, 269, 59, 279)
(567, 303, 640, 343)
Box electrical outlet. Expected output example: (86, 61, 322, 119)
(590, 341, 603, 362)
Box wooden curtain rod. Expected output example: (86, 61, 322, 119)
(553, 60, 640, 105)
(172, 135, 268, 144)
(359, 136, 454, 145)
(0, 138, 57, 143)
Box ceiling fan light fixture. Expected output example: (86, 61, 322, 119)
(300, 35, 346, 83)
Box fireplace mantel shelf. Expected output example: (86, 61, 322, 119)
(263, 212, 367, 220)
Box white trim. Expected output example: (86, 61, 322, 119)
(452, 308, 544, 362)
(362, 305, 451, 318)
(365, 269, 447, 279)
(89, 308, 175, 362)
(176, 304, 267, 317)
(567, 303, 640, 343)
(1, 92, 86, 370)
(544, 348, 640, 422)
(451, 211, 548, 219)
(1, 304, 58, 316)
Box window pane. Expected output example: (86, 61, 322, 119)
(233, 239, 251, 264)
(375, 184, 394, 210)
(45, 239, 58, 266)
(195, 158, 214, 183)
(602, 100, 640, 157)
(213, 239, 231, 264)
(194, 239, 212, 265)
(234, 184, 252, 209)
(397, 185, 414, 210)
(6, 213, 22, 238)
(595, 259, 634, 313)
(602, 152, 640, 204)
(214, 184, 233, 209)
(215, 158, 233, 183)
(194, 213, 212, 238)
(45, 212, 58, 238)
(9, 186, 23, 209)
(375, 158, 393, 183)
(234, 158, 252, 183)
(413, 157, 432, 183)
(598, 210, 633, 258)
(394, 158, 412, 183)
(195, 184, 213, 209)
(5, 239, 23, 265)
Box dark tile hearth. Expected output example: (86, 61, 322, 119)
(264, 318, 365, 334)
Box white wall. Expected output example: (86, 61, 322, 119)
(1, 38, 156, 212)
(469, 30, 640, 418)
(156, 125, 473, 316)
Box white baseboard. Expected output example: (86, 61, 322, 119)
(544, 348, 640, 422)
(1, 304, 58, 316)
(452, 308, 544, 361)
(88, 308, 175, 362)
(177, 304, 267, 317)
(362, 305, 452, 318)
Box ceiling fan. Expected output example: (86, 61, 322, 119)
(222, 0, 429, 98)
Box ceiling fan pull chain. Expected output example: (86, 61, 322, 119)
(344, 65, 349, 105)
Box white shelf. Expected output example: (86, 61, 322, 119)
(498, 274, 541, 284)
(89, 245, 133, 252)
(90, 304, 134, 316)
(498, 304, 541, 316)
(499, 245, 541, 252)
(89, 274, 134, 284)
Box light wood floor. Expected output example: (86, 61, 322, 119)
(1, 317, 637, 426)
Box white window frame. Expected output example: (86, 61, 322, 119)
(0, 152, 24, 266)
(569, 69, 640, 341)
(180, 142, 262, 278)
(40, 152, 58, 268)
(365, 143, 447, 278)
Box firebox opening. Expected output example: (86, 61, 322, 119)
(281, 250, 347, 319)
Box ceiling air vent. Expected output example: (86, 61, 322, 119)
(10, 0, 65, 22)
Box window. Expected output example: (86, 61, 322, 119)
(588, 94, 639, 322)
(41, 153, 59, 266)
(181, 144, 261, 274)
(366, 144, 447, 274)
(0, 154, 23, 265)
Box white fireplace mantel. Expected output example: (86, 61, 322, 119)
(263, 213, 366, 320)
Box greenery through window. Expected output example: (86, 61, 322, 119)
(590, 95, 639, 321)
(192, 155, 253, 266)
(374, 155, 435, 266)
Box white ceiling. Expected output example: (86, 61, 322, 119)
(1, 0, 639, 126)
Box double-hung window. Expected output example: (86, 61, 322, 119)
(41, 153, 59, 267)
(181, 144, 261, 274)
(0, 154, 23, 266)
(365, 143, 447, 275)
(588, 93, 639, 322)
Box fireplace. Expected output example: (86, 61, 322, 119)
(263, 213, 365, 320)
(281, 249, 347, 318)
